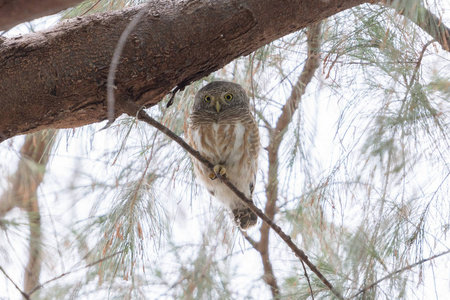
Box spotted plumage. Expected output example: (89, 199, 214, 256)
(187, 81, 260, 229)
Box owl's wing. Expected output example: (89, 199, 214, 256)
(245, 113, 260, 197)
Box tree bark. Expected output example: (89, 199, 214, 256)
(0, 0, 84, 30)
(0, 0, 371, 143)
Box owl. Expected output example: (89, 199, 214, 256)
(187, 81, 260, 229)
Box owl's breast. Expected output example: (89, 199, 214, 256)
(189, 121, 246, 165)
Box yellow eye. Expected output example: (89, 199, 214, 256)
(224, 93, 233, 101)
(204, 95, 212, 102)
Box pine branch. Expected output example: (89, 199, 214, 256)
(0, 130, 56, 296)
(383, 0, 450, 51)
(122, 102, 344, 300)
(256, 22, 322, 299)
(80, 0, 102, 16)
(349, 249, 450, 299)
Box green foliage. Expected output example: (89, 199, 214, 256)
(63, 0, 146, 18)
(2, 1, 450, 299)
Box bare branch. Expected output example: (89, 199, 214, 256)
(105, 5, 148, 127)
(0, 130, 56, 216)
(0, 130, 56, 296)
(0, 130, 56, 298)
(121, 102, 344, 300)
(256, 22, 322, 298)
(0, 265, 29, 299)
(350, 249, 450, 299)
(272, 22, 322, 148)
(24, 207, 41, 296)
(28, 250, 124, 296)
(241, 231, 259, 249)
(301, 260, 315, 300)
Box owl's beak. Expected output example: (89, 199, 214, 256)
(215, 101, 221, 113)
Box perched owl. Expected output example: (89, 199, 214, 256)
(187, 81, 260, 229)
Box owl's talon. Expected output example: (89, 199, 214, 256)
(209, 173, 217, 180)
(213, 165, 227, 178)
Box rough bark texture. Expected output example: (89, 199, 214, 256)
(0, 0, 371, 143)
(0, 0, 84, 30)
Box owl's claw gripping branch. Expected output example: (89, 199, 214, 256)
(213, 164, 227, 179)
(124, 102, 344, 300)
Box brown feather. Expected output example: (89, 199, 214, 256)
(187, 81, 260, 229)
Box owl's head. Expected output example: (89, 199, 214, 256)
(193, 81, 250, 113)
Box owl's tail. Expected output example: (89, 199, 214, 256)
(232, 207, 257, 229)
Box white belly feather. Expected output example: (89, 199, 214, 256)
(190, 121, 255, 210)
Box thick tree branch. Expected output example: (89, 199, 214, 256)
(121, 102, 344, 300)
(0, 0, 371, 143)
(0, 0, 84, 31)
(383, 0, 450, 51)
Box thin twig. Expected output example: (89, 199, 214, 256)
(105, 6, 148, 128)
(300, 260, 314, 300)
(166, 86, 181, 108)
(241, 230, 259, 249)
(81, 0, 102, 16)
(121, 102, 344, 300)
(0, 265, 29, 299)
(349, 249, 450, 299)
(409, 40, 434, 90)
(27, 251, 124, 296)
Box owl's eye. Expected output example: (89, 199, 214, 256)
(204, 95, 212, 103)
(224, 93, 233, 101)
